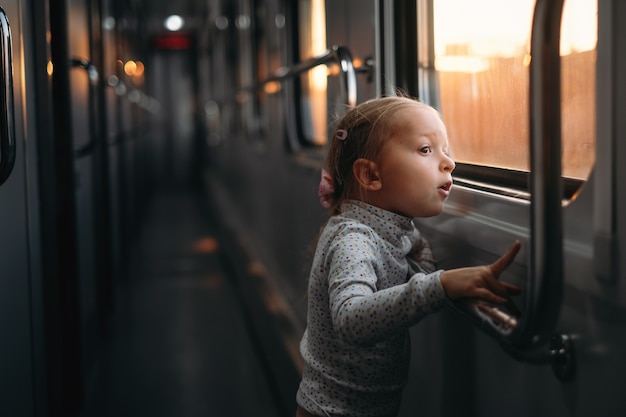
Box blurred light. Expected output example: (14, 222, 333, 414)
(164, 15, 184, 31)
(107, 75, 119, 87)
(264, 81, 281, 94)
(193, 237, 219, 254)
(47, 61, 53, 76)
(215, 16, 228, 30)
(127, 89, 141, 103)
(327, 63, 340, 77)
(275, 14, 285, 29)
(152, 34, 193, 50)
(235, 15, 250, 29)
(134, 61, 145, 76)
(523, 53, 532, 67)
(124, 60, 137, 76)
(102, 16, 116, 30)
(204, 101, 219, 116)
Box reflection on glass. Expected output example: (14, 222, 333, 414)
(299, 0, 327, 145)
(433, 0, 596, 180)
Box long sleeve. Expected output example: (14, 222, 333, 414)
(327, 228, 446, 346)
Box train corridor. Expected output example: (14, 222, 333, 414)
(82, 185, 289, 417)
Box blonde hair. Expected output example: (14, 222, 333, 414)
(324, 96, 437, 214)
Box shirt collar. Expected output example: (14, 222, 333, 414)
(339, 200, 417, 250)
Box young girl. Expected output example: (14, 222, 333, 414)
(296, 96, 521, 417)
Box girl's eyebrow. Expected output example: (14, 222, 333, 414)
(420, 131, 443, 139)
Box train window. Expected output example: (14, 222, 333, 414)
(426, 0, 597, 192)
(297, 0, 327, 145)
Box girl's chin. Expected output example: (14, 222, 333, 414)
(405, 207, 444, 218)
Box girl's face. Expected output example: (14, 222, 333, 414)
(374, 105, 455, 218)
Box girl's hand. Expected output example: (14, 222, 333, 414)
(440, 241, 522, 304)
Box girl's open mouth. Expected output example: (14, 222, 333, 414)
(438, 181, 453, 197)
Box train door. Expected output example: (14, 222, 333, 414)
(0, 3, 37, 415)
(0, 0, 115, 414)
(67, 0, 109, 383)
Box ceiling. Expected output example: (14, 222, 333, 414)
(113, 0, 209, 34)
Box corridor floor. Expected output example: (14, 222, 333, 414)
(82, 187, 284, 417)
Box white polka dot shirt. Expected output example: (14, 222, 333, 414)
(297, 200, 447, 417)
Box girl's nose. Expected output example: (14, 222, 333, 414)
(442, 154, 456, 172)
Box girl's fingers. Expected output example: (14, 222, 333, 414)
(502, 281, 522, 296)
(484, 243, 523, 310)
(489, 241, 521, 276)
(474, 288, 506, 304)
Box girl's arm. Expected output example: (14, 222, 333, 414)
(327, 231, 446, 346)
(327, 236, 521, 347)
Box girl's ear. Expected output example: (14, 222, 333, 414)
(353, 158, 382, 190)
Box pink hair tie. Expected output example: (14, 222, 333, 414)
(335, 129, 348, 140)
(318, 169, 334, 208)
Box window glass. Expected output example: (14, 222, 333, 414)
(560, 0, 597, 179)
(432, 0, 596, 180)
(298, 0, 327, 145)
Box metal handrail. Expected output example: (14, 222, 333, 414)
(240, 45, 357, 108)
(511, 0, 565, 349)
(0, 8, 16, 186)
(71, 58, 99, 157)
(441, 0, 572, 378)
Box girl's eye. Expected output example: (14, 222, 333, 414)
(419, 146, 432, 154)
